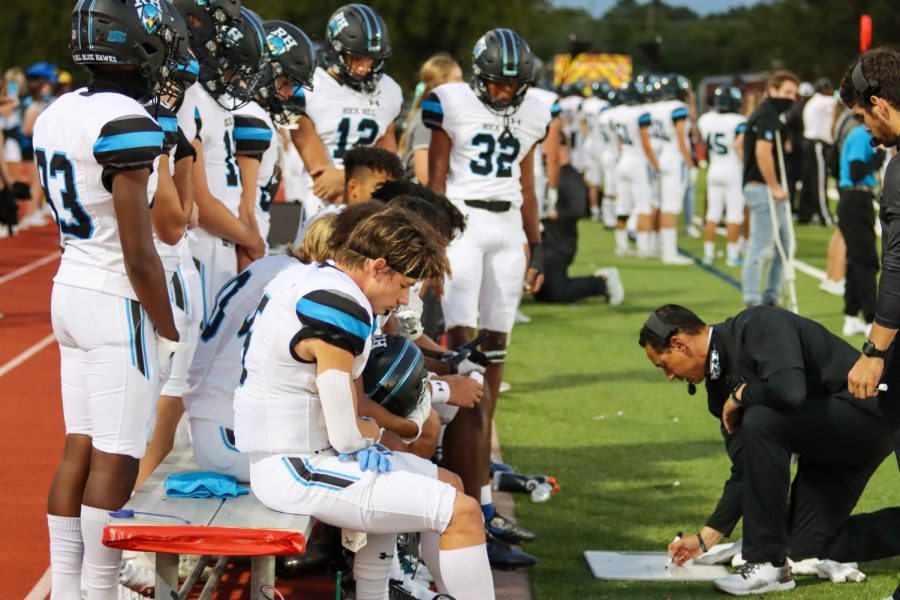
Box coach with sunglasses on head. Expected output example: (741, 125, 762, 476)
(640, 303, 900, 596)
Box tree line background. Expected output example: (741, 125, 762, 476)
(2, 0, 899, 94)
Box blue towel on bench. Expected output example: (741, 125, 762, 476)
(165, 471, 249, 499)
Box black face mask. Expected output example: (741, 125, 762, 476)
(87, 68, 153, 102)
(769, 97, 794, 114)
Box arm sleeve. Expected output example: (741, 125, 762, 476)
(876, 159, 900, 328)
(152, 106, 180, 154)
(421, 92, 444, 130)
(233, 114, 273, 161)
(706, 427, 744, 536)
(736, 313, 808, 409)
(294, 289, 373, 357)
(638, 112, 652, 128)
(849, 149, 885, 183)
(92, 115, 164, 192)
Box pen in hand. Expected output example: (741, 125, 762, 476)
(666, 530, 683, 569)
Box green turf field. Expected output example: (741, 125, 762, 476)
(501, 214, 900, 599)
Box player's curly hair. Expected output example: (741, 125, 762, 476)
(335, 207, 451, 283)
(840, 47, 900, 110)
(291, 212, 338, 263)
(343, 146, 404, 184)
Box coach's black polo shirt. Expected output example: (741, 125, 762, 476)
(743, 98, 786, 186)
(876, 152, 900, 328)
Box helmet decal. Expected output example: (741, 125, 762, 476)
(266, 27, 297, 56)
(328, 11, 350, 40)
(136, 0, 163, 35)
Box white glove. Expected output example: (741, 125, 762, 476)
(156, 335, 188, 390)
(400, 393, 432, 444)
(814, 559, 865, 583)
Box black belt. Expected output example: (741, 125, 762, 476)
(464, 200, 512, 213)
(840, 185, 874, 193)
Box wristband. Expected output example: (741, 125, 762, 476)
(529, 243, 544, 275)
(696, 532, 708, 553)
(429, 379, 451, 404)
(729, 385, 744, 407)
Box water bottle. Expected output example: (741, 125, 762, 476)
(528, 481, 553, 503)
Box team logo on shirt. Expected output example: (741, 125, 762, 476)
(135, 0, 163, 35)
(266, 27, 298, 56)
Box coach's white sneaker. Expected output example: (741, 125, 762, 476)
(614, 246, 635, 257)
(842, 315, 868, 337)
(595, 267, 624, 305)
(662, 253, 694, 266)
(713, 561, 795, 596)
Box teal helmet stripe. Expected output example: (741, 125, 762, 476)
(498, 28, 518, 78)
(88, 0, 99, 50)
(353, 4, 382, 53)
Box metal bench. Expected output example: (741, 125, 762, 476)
(103, 447, 314, 599)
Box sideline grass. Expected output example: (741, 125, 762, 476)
(500, 219, 900, 599)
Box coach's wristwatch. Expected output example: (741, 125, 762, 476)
(862, 340, 888, 359)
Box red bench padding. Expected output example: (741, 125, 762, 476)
(103, 526, 306, 556)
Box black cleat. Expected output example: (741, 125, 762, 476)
(486, 513, 535, 544)
(486, 531, 537, 570)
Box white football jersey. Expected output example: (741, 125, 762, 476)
(178, 83, 241, 214)
(233, 100, 278, 226)
(614, 105, 652, 161)
(697, 111, 747, 173)
(184, 254, 297, 424)
(650, 99, 690, 157)
(304, 67, 403, 169)
(581, 96, 608, 140)
(34, 89, 163, 300)
(597, 106, 620, 159)
(423, 82, 553, 206)
(234, 262, 375, 455)
(525, 87, 561, 187)
(559, 95, 583, 140)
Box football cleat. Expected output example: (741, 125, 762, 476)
(485, 531, 537, 570)
(486, 513, 535, 544)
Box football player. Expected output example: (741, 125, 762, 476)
(172, 0, 266, 326)
(425, 28, 550, 566)
(232, 17, 316, 263)
(39, 1, 182, 595)
(650, 73, 695, 265)
(581, 80, 610, 223)
(597, 86, 623, 236)
(235, 209, 497, 600)
(613, 79, 659, 258)
(526, 84, 562, 220)
(697, 85, 747, 267)
(289, 3, 402, 222)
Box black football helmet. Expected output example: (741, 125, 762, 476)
(363, 335, 428, 418)
(258, 20, 315, 125)
(217, 7, 266, 109)
(617, 80, 642, 106)
(657, 73, 692, 102)
(324, 4, 391, 94)
(172, 0, 241, 99)
(472, 28, 534, 112)
(591, 79, 614, 100)
(71, 0, 183, 103)
(713, 85, 743, 113)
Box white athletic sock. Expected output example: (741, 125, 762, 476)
(703, 241, 715, 260)
(661, 228, 677, 258)
(727, 242, 740, 262)
(650, 231, 660, 255)
(48, 514, 83, 600)
(636, 232, 650, 256)
(352, 533, 396, 600)
(439, 544, 495, 600)
(480, 484, 492, 506)
(420, 532, 446, 593)
(615, 229, 628, 251)
(81, 505, 120, 599)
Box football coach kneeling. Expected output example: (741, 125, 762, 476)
(640, 304, 900, 596)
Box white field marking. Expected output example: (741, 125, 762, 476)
(0, 333, 55, 379)
(23, 566, 51, 600)
(0, 252, 60, 286)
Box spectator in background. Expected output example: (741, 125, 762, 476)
(1, 68, 24, 189)
(838, 116, 885, 337)
(535, 135, 624, 305)
(19, 62, 58, 229)
(741, 70, 800, 307)
(399, 53, 463, 184)
(783, 81, 812, 207)
(799, 77, 836, 225)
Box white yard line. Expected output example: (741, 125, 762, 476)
(23, 566, 51, 600)
(0, 252, 59, 286)
(0, 333, 55, 379)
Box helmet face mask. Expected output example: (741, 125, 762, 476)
(325, 4, 391, 94)
(71, 0, 186, 103)
(471, 28, 533, 113)
(214, 7, 267, 110)
(172, 0, 242, 102)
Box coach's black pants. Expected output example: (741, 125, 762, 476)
(838, 187, 879, 322)
(739, 396, 900, 564)
(798, 138, 833, 225)
(535, 256, 606, 304)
